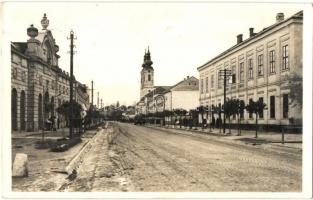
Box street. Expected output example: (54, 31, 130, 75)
(60, 122, 301, 192)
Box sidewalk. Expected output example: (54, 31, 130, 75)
(11, 127, 100, 191)
(144, 124, 302, 150)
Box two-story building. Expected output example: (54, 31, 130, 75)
(11, 14, 90, 132)
(197, 11, 303, 130)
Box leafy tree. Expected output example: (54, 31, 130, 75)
(163, 110, 172, 127)
(173, 109, 187, 128)
(189, 109, 199, 129)
(245, 99, 266, 138)
(224, 99, 238, 134)
(236, 100, 245, 136)
(56, 101, 83, 138)
(197, 106, 206, 129)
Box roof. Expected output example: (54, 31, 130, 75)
(169, 76, 199, 91)
(197, 10, 303, 71)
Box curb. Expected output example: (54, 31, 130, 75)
(64, 128, 105, 174)
(144, 125, 302, 151)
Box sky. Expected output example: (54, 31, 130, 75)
(3, 2, 304, 106)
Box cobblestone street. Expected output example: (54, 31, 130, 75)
(60, 122, 301, 192)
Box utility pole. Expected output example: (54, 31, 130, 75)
(91, 80, 94, 108)
(101, 98, 103, 109)
(97, 92, 99, 108)
(219, 69, 232, 134)
(68, 30, 76, 139)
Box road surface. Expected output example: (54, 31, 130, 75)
(62, 122, 302, 192)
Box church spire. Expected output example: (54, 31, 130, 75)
(142, 46, 153, 68)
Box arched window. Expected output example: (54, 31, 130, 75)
(20, 91, 26, 131)
(11, 89, 18, 131)
(148, 74, 151, 81)
(44, 92, 50, 120)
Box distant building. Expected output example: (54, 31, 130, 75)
(136, 48, 199, 114)
(155, 76, 199, 112)
(11, 14, 90, 132)
(197, 11, 303, 130)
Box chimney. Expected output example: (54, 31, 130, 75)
(187, 76, 190, 79)
(276, 13, 284, 22)
(237, 34, 243, 44)
(249, 28, 254, 37)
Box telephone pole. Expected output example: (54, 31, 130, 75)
(219, 69, 232, 134)
(97, 92, 99, 108)
(68, 30, 77, 138)
(91, 80, 94, 108)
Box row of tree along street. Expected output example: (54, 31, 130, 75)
(134, 98, 267, 138)
(35, 100, 106, 152)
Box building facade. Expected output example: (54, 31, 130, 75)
(197, 11, 303, 129)
(11, 14, 90, 132)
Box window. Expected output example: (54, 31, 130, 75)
(205, 77, 209, 93)
(22, 71, 26, 82)
(239, 62, 244, 82)
(218, 74, 222, 89)
(248, 59, 253, 79)
(200, 79, 204, 94)
(259, 97, 264, 118)
(248, 98, 253, 119)
(51, 80, 54, 89)
(59, 85, 62, 95)
(12, 68, 18, 79)
(148, 74, 151, 81)
(231, 65, 236, 83)
(211, 74, 214, 88)
(270, 95, 275, 118)
(257, 54, 264, 76)
(283, 94, 289, 118)
(282, 45, 289, 70)
(46, 80, 49, 90)
(269, 50, 276, 74)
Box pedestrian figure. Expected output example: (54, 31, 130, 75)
(212, 116, 215, 129)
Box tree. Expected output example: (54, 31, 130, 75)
(189, 109, 199, 129)
(56, 101, 83, 138)
(245, 99, 266, 138)
(197, 106, 206, 129)
(237, 100, 245, 136)
(288, 73, 302, 109)
(163, 110, 172, 127)
(224, 99, 238, 134)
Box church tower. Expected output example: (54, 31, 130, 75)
(140, 47, 154, 98)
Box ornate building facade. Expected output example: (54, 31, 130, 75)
(197, 11, 303, 130)
(11, 14, 90, 132)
